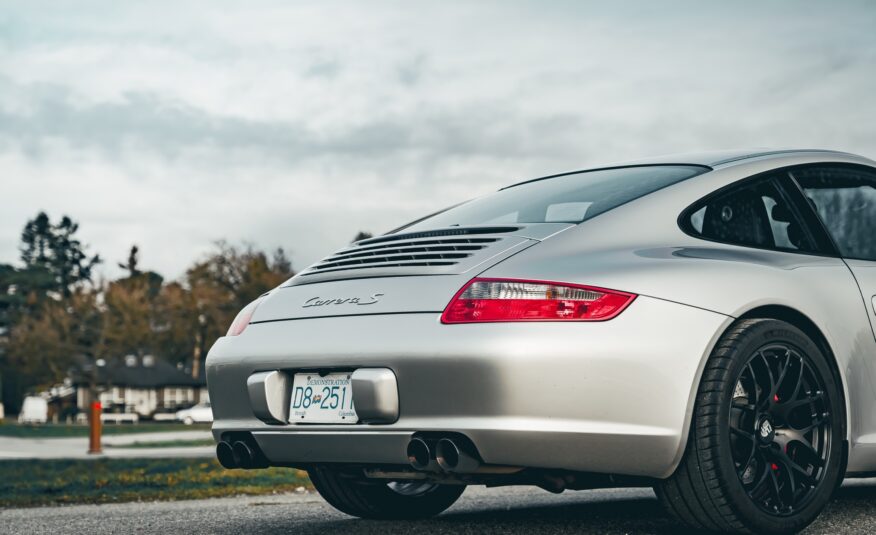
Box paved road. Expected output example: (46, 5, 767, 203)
(4, 479, 876, 535)
(0, 430, 213, 460)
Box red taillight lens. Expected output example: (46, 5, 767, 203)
(441, 278, 636, 324)
(226, 297, 264, 336)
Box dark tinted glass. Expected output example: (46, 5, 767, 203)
(401, 165, 707, 232)
(686, 175, 816, 253)
(792, 166, 876, 261)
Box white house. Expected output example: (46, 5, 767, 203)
(47, 355, 208, 419)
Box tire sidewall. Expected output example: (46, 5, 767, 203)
(711, 320, 844, 534)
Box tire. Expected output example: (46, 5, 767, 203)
(656, 318, 844, 534)
(184, 417, 194, 425)
(308, 465, 466, 519)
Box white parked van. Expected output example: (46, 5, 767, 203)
(18, 396, 48, 424)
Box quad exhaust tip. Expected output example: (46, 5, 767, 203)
(435, 438, 480, 473)
(216, 441, 236, 469)
(406, 437, 432, 471)
(232, 440, 255, 469)
(217, 439, 264, 469)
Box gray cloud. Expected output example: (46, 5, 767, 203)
(2, 0, 876, 279)
(0, 75, 595, 171)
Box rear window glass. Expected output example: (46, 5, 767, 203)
(400, 165, 707, 232)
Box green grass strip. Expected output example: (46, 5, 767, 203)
(0, 458, 311, 508)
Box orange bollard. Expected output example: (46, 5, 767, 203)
(88, 401, 102, 454)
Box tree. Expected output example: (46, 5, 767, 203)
(185, 243, 295, 378)
(118, 245, 141, 277)
(3, 289, 103, 407)
(101, 277, 157, 358)
(19, 212, 102, 297)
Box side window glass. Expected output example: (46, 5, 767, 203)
(793, 166, 876, 261)
(684, 176, 815, 252)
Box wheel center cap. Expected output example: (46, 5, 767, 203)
(757, 417, 775, 443)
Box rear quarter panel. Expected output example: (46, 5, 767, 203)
(481, 155, 876, 470)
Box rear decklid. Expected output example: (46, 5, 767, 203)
(250, 224, 571, 322)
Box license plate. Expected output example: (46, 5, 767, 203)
(290, 372, 358, 424)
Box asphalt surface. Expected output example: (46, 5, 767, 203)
(4, 479, 876, 535)
(0, 430, 213, 460)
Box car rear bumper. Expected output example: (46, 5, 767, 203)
(206, 295, 730, 478)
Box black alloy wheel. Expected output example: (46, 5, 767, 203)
(656, 318, 844, 534)
(729, 342, 832, 516)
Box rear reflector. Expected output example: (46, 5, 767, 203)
(226, 296, 265, 336)
(441, 278, 636, 323)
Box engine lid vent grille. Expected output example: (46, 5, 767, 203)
(306, 237, 501, 274)
(289, 226, 537, 285)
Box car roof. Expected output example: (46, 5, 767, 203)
(505, 148, 874, 190)
(617, 148, 872, 168)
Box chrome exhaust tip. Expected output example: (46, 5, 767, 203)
(216, 441, 237, 469)
(435, 438, 481, 473)
(406, 437, 432, 471)
(232, 440, 254, 469)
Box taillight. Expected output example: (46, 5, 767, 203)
(226, 297, 265, 336)
(441, 278, 636, 324)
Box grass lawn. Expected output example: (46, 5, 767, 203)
(0, 458, 311, 508)
(0, 422, 211, 438)
(107, 438, 216, 449)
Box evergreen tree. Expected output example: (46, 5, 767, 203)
(19, 212, 102, 297)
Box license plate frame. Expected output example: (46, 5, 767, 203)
(290, 372, 358, 424)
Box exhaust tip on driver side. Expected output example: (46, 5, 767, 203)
(216, 441, 237, 469)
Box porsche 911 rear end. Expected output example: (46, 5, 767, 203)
(207, 255, 727, 477)
(206, 164, 742, 516)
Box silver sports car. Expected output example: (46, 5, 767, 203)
(207, 149, 876, 534)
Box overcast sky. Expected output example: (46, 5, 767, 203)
(2, 1, 875, 280)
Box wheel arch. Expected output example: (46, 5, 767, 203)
(670, 302, 852, 482)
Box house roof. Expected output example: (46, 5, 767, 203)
(72, 356, 206, 389)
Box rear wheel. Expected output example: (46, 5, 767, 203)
(308, 465, 465, 519)
(656, 319, 844, 534)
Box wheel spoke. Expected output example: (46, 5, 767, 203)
(773, 350, 793, 398)
(737, 440, 758, 478)
(730, 423, 756, 442)
(788, 357, 806, 401)
(793, 412, 830, 434)
(783, 392, 825, 413)
(782, 458, 798, 502)
(743, 362, 761, 406)
(747, 451, 772, 495)
(731, 400, 757, 412)
(768, 467, 784, 510)
(778, 430, 823, 467)
(755, 352, 776, 409)
(775, 449, 816, 488)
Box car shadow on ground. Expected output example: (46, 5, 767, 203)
(214, 482, 876, 535)
(219, 492, 690, 535)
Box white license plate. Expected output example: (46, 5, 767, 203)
(290, 372, 358, 424)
